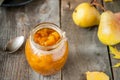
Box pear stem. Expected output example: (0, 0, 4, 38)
(91, 0, 106, 11)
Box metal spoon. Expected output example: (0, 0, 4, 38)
(4, 36, 25, 53)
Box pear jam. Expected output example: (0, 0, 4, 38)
(25, 23, 68, 76)
(33, 28, 60, 47)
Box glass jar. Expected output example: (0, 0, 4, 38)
(25, 22, 68, 76)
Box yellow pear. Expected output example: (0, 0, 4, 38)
(98, 11, 120, 45)
(72, 3, 100, 28)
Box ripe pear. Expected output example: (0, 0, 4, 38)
(72, 3, 100, 28)
(98, 11, 120, 45)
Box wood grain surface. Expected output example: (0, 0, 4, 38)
(0, 0, 61, 80)
(0, 0, 120, 80)
(61, 0, 112, 80)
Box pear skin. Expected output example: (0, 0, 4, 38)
(98, 11, 120, 45)
(72, 3, 100, 28)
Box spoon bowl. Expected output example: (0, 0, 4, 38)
(4, 36, 25, 53)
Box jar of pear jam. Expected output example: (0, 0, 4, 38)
(25, 22, 68, 75)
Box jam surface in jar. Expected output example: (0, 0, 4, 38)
(25, 23, 68, 76)
(33, 28, 60, 47)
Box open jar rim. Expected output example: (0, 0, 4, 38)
(30, 22, 66, 51)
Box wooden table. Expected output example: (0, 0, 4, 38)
(0, 0, 120, 80)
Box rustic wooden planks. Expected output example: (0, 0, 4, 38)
(1, 0, 119, 80)
(103, 0, 120, 80)
(61, 0, 112, 80)
(0, 0, 60, 80)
